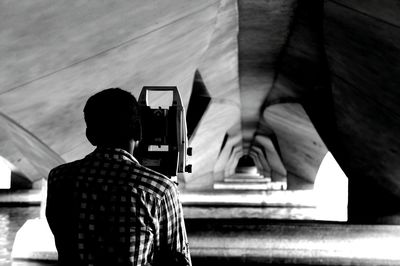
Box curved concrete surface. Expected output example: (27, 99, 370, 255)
(1, 0, 400, 223)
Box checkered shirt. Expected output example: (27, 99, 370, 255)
(46, 148, 191, 266)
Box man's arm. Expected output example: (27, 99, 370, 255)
(157, 184, 191, 266)
(46, 170, 60, 237)
(45, 169, 76, 262)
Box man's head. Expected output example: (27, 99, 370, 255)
(83, 88, 141, 147)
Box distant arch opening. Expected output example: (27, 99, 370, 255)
(0, 156, 32, 190)
(313, 152, 348, 221)
(235, 155, 258, 175)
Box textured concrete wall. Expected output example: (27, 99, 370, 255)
(323, 0, 400, 223)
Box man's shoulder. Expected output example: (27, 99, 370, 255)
(132, 164, 177, 197)
(47, 156, 177, 198)
(48, 159, 83, 183)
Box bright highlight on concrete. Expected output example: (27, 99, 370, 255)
(313, 152, 348, 221)
(0, 156, 11, 189)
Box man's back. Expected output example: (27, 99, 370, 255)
(46, 147, 190, 266)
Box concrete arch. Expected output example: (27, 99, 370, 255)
(263, 103, 327, 185)
(213, 132, 242, 181)
(224, 146, 242, 178)
(254, 134, 287, 181)
(250, 145, 272, 177)
(0, 112, 65, 186)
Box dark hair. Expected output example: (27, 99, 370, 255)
(83, 88, 141, 146)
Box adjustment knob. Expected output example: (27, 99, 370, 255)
(185, 164, 192, 173)
(187, 147, 193, 156)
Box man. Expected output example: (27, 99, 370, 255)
(46, 88, 191, 266)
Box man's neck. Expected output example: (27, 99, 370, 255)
(97, 140, 135, 155)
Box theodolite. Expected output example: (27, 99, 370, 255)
(137, 86, 192, 179)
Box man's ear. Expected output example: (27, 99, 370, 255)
(132, 120, 142, 141)
(86, 127, 98, 146)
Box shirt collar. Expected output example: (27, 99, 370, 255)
(89, 147, 139, 164)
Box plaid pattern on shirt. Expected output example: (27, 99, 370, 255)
(46, 148, 191, 266)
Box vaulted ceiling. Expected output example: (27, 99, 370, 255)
(1, 0, 399, 223)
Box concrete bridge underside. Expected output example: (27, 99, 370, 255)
(1, 4, 400, 263)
